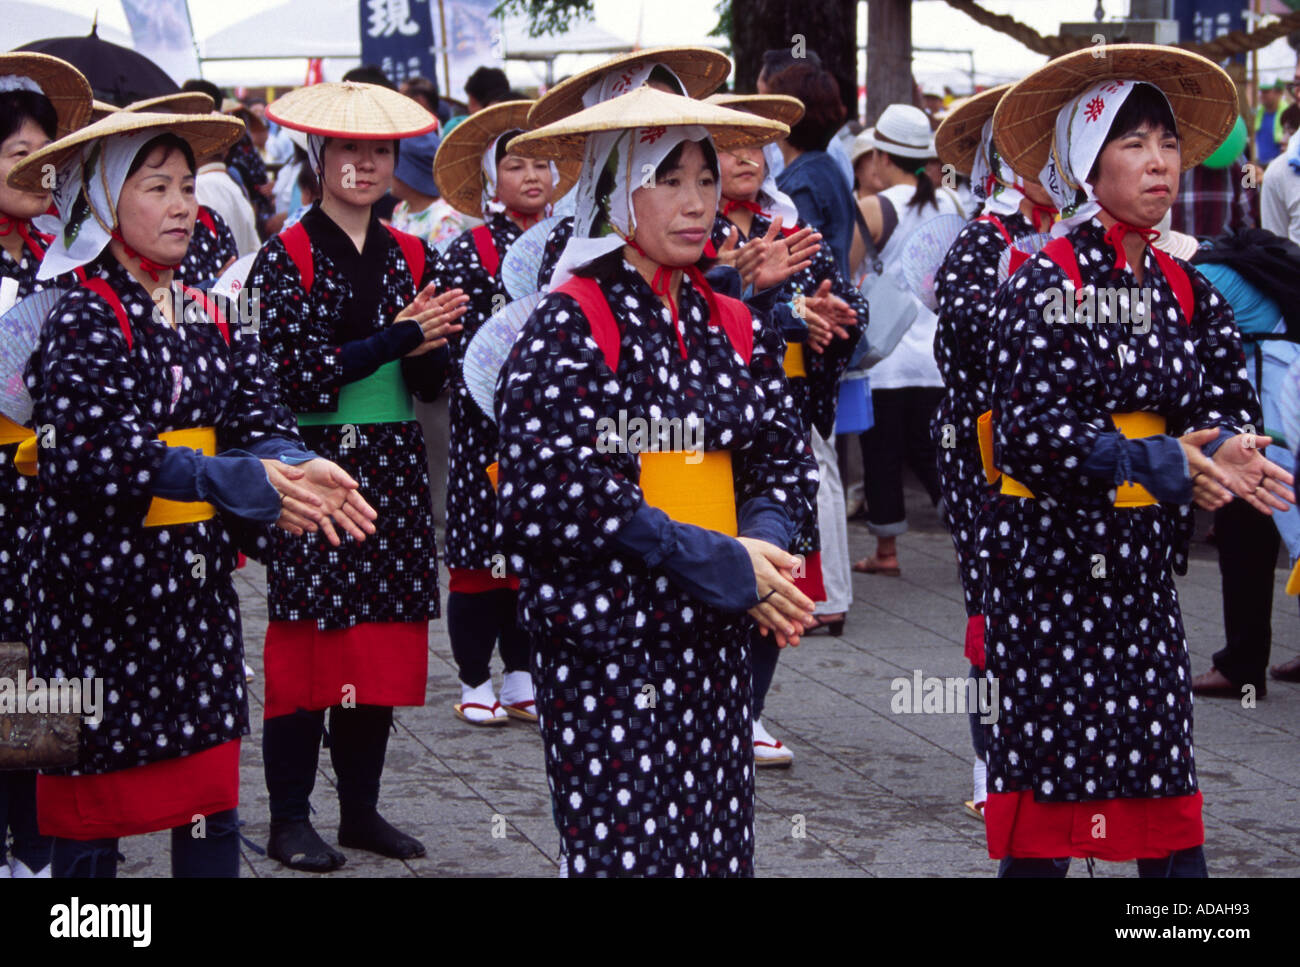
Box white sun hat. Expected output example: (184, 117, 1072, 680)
(857, 103, 937, 159)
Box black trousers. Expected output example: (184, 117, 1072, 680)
(263, 704, 394, 824)
(51, 808, 240, 878)
(447, 588, 531, 687)
(751, 629, 779, 722)
(0, 770, 52, 870)
(1211, 498, 1280, 687)
(858, 387, 944, 536)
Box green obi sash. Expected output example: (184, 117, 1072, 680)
(295, 361, 415, 427)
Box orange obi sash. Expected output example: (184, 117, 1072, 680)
(16, 425, 218, 527)
(783, 341, 807, 379)
(978, 410, 1166, 508)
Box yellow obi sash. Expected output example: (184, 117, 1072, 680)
(978, 410, 1166, 508)
(783, 342, 807, 379)
(15, 425, 218, 527)
(0, 414, 35, 447)
(485, 450, 738, 536)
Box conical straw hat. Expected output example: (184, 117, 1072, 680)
(124, 92, 216, 116)
(527, 46, 732, 129)
(0, 53, 93, 137)
(993, 44, 1236, 179)
(267, 81, 437, 139)
(6, 111, 244, 193)
(935, 84, 1010, 175)
(433, 100, 580, 217)
(509, 86, 789, 162)
(705, 93, 804, 130)
(90, 100, 119, 123)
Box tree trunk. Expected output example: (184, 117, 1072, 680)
(730, 0, 859, 121)
(866, 0, 913, 124)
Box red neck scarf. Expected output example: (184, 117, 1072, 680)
(0, 216, 47, 262)
(506, 208, 542, 231)
(1028, 204, 1058, 234)
(1099, 209, 1159, 272)
(626, 239, 724, 360)
(110, 229, 180, 283)
(722, 198, 765, 218)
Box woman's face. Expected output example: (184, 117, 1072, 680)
(0, 118, 53, 221)
(719, 145, 764, 202)
(854, 153, 882, 195)
(321, 138, 395, 208)
(630, 140, 717, 266)
(495, 154, 553, 215)
(1089, 122, 1180, 228)
(115, 144, 198, 267)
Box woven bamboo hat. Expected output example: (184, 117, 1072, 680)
(993, 44, 1237, 179)
(705, 93, 804, 130)
(510, 86, 789, 161)
(266, 81, 437, 138)
(527, 46, 732, 129)
(0, 52, 93, 138)
(935, 84, 1010, 175)
(89, 99, 118, 122)
(7, 110, 244, 192)
(433, 100, 580, 217)
(127, 92, 216, 116)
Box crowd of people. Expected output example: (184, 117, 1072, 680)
(0, 34, 1297, 878)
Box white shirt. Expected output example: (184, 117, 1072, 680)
(196, 163, 260, 258)
(1261, 136, 1300, 246)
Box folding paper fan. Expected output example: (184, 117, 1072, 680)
(211, 252, 258, 302)
(997, 232, 1052, 284)
(462, 291, 544, 422)
(501, 216, 561, 299)
(0, 288, 65, 426)
(899, 213, 967, 311)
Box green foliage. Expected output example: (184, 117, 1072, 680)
(710, 0, 732, 42)
(492, 0, 596, 37)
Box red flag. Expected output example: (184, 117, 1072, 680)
(304, 58, 323, 87)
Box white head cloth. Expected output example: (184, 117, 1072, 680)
(549, 124, 714, 288)
(0, 75, 43, 96)
(970, 116, 1027, 218)
(1039, 79, 1174, 238)
(755, 163, 799, 225)
(479, 131, 560, 216)
(37, 129, 158, 281)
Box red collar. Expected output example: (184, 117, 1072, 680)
(722, 198, 766, 218)
(110, 229, 180, 283)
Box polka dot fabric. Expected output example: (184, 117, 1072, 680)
(932, 210, 1035, 616)
(23, 258, 304, 775)
(981, 217, 1262, 803)
(496, 257, 817, 875)
(179, 206, 239, 286)
(246, 212, 447, 630)
(434, 213, 521, 570)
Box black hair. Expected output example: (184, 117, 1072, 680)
(765, 62, 845, 152)
(1282, 103, 1300, 133)
(0, 89, 58, 144)
(343, 65, 397, 91)
(181, 79, 224, 108)
(647, 65, 686, 95)
(127, 133, 196, 180)
(1086, 83, 1179, 182)
(495, 129, 524, 167)
(759, 47, 823, 83)
(465, 66, 511, 107)
(403, 75, 439, 113)
(881, 151, 937, 212)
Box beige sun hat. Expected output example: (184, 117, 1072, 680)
(126, 92, 216, 116)
(856, 104, 936, 159)
(433, 100, 580, 217)
(527, 46, 732, 129)
(6, 110, 245, 193)
(935, 84, 1011, 176)
(510, 86, 789, 161)
(704, 93, 804, 129)
(992, 44, 1237, 180)
(266, 81, 437, 138)
(0, 52, 94, 137)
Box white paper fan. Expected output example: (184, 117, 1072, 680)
(0, 288, 65, 426)
(899, 213, 968, 311)
(462, 291, 544, 422)
(211, 252, 258, 302)
(501, 216, 561, 300)
(997, 232, 1052, 284)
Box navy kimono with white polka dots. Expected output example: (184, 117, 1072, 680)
(932, 209, 1034, 616)
(179, 205, 238, 287)
(246, 207, 447, 629)
(434, 212, 521, 570)
(981, 217, 1261, 803)
(23, 258, 303, 775)
(495, 257, 817, 876)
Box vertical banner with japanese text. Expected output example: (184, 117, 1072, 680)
(360, 0, 439, 87)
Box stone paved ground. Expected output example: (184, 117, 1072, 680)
(114, 491, 1300, 878)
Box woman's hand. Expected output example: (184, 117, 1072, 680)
(797, 279, 856, 352)
(752, 218, 820, 291)
(738, 537, 816, 648)
(1209, 431, 1296, 515)
(715, 226, 770, 290)
(262, 458, 379, 545)
(1179, 428, 1234, 511)
(396, 284, 470, 356)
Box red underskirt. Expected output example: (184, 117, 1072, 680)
(447, 567, 520, 593)
(964, 614, 986, 669)
(792, 551, 827, 602)
(37, 740, 240, 840)
(985, 789, 1204, 860)
(263, 619, 428, 719)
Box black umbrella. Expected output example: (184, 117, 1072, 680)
(17, 23, 179, 108)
